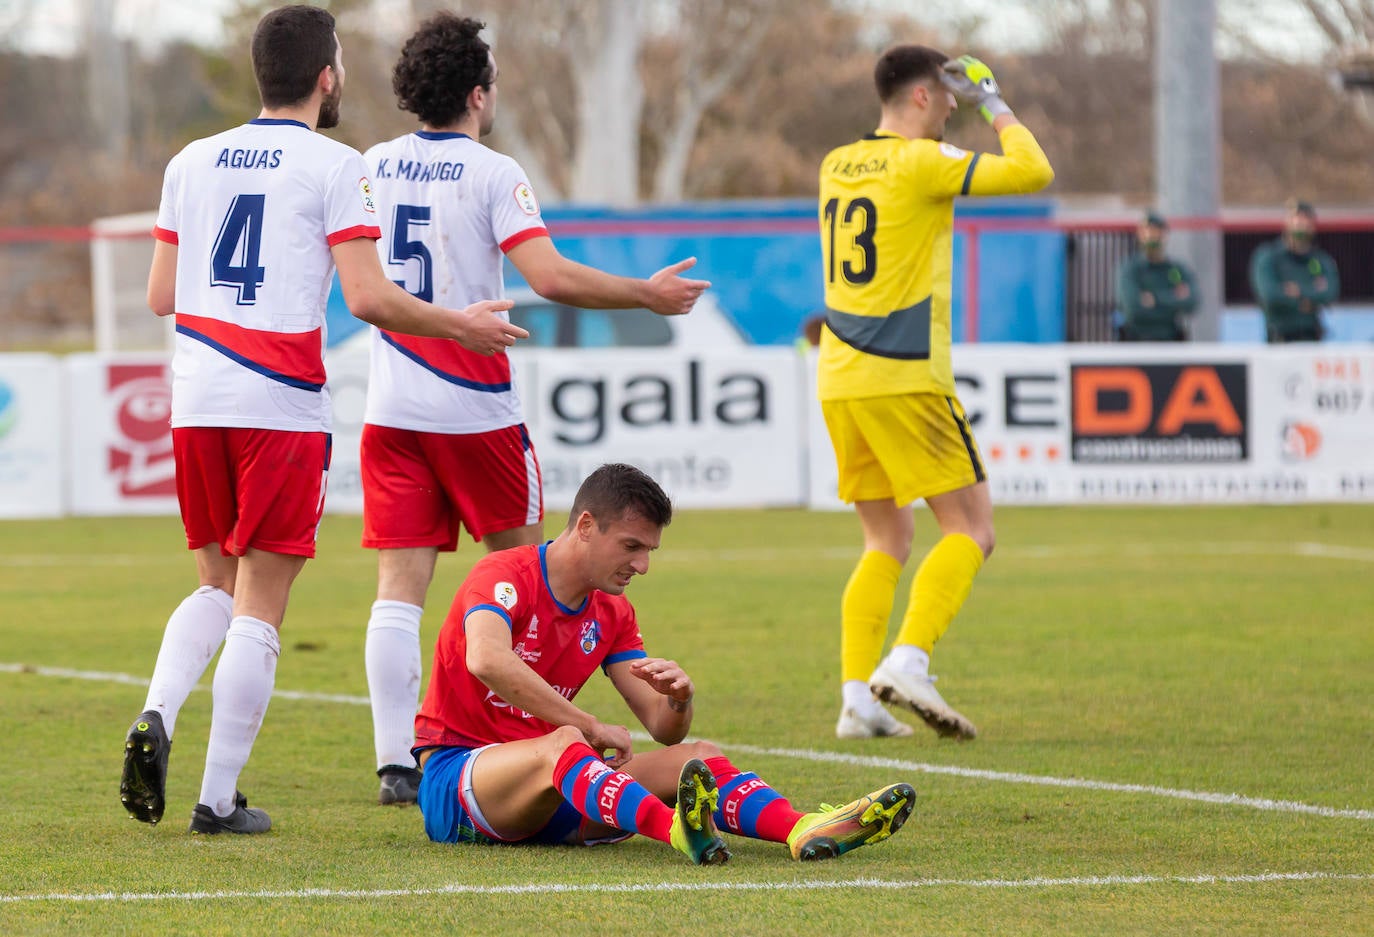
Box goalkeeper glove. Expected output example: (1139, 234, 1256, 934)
(941, 54, 1013, 124)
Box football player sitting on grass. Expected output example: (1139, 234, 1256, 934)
(412, 463, 917, 864)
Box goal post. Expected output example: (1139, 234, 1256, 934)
(90, 211, 170, 353)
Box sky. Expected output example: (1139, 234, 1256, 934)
(853, 0, 1328, 61)
(1, 0, 1333, 60)
(1, 0, 232, 54)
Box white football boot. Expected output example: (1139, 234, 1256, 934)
(835, 703, 915, 739)
(869, 660, 977, 740)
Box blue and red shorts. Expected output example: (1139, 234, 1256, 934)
(416, 745, 583, 846)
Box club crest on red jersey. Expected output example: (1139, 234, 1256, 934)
(579, 620, 601, 654)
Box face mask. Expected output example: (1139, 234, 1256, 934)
(1141, 238, 1162, 251)
(1288, 230, 1313, 248)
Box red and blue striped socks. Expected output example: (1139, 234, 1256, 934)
(704, 756, 803, 843)
(553, 743, 672, 842)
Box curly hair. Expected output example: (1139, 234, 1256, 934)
(393, 12, 494, 127)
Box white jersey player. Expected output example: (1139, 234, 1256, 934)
(362, 131, 542, 435)
(120, 5, 524, 837)
(156, 118, 380, 432)
(357, 12, 711, 807)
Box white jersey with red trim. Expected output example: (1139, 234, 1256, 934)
(154, 118, 381, 432)
(361, 132, 548, 434)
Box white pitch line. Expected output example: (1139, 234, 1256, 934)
(3, 871, 1371, 905)
(720, 743, 1374, 821)
(1011, 540, 1374, 564)
(1294, 541, 1374, 563)
(4, 662, 1372, 822)
(0, 663, 372, 706)
(0, 662, 151, 688)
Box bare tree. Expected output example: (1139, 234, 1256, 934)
(569, 0, 646, 204)
(644, 0, 774, 202)
(0, 0, 42, 53)
(484, 0, 645, 205)
(1218, 0, 1373, 61)
(681, 0, 893, 198)
(85, 0, 133, 163)
(1294, 0, 1374, 50)
(1035, 0, 1156, 56)
(1225, 1, 1374, 119)
(488, 0, 865, 204)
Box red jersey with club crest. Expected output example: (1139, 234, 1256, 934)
(414, 542, 646, 750)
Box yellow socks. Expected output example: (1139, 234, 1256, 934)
(894, 534, 985, 653)
(840, 550, 902, 683)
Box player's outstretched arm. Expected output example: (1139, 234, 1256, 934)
(643, 258, 712, 317)
(331, 238, 525, 355)
(608, 657, 695, 746)
(507, 236, 710, 318)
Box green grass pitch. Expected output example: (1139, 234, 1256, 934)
(1, 504, 1371, 935)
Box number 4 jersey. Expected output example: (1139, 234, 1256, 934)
(153, 118, 382, 431)
(361, 132, 548, 435)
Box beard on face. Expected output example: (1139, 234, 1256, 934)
(317, 86, 342, 129)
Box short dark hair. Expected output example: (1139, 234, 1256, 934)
(1143, 211, 1168, 230)
(874, 45, 948, 103)
(1287, 198, 1316, 220)
(251, 5, 337, 109)
(393, 12, 495, 127)
(569, 464, 673, 531)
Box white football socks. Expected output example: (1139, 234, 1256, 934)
(886, 643, 931, 677)
(843, 678, 880, 712)
(142, 585, 234, 739)
(198, 616, 280, 817)
(365, 600, 423, 770)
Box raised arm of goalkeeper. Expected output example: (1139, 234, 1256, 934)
(940, 54, 1054, 196)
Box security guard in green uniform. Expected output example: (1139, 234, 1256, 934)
(1115, 211, 1196, 341)
(1249, 200, 1339, 343)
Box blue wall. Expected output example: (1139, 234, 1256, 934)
(327, 198, 1065, 347)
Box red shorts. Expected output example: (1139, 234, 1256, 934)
(173, 427, 331, 558)
(360, 423, 543, 551)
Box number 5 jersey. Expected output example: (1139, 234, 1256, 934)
(361, 131, 548, 436)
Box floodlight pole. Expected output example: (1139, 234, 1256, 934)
(1155, 0, 1222, 342)
(84, 0, 131, 163)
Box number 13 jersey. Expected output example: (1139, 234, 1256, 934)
(153, 118, 381, 431)
(816, 125, 1052, 401)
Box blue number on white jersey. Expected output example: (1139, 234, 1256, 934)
(210, 194, 267, 304)
(388, 203, 434, 302)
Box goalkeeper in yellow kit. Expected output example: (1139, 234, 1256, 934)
(817, 47, 1053, 740)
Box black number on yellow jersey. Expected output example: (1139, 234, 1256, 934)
(823, 196, 877, 286)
